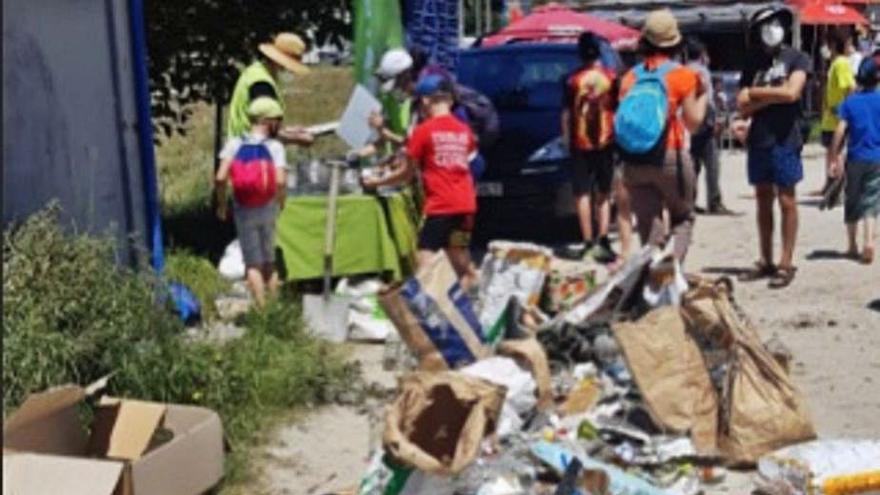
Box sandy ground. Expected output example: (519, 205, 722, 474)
(254, 145, 880, 495)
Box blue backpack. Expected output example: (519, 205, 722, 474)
(614, 61, 677, 166)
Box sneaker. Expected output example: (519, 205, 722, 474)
(590, 241, 618, 264)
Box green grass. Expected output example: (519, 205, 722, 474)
(156, 66, 355, 261)
(2, 205, 354, 489)
(164, 250, 230, 322)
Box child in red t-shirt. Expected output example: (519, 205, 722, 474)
(364, 75, 478, 287)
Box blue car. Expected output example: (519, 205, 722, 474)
(456, 41, 623, 246)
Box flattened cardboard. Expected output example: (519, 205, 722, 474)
(88, 399, 166, 461)
(2, 452, 123, 495)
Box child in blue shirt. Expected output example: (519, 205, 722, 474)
(828, 56, 880, 264)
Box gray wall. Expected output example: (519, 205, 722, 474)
(3, 0, 147, 263)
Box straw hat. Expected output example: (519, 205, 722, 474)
(642, 9, 682, 48)
(259, 33, 310, 75)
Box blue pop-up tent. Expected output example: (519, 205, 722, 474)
(3, 0, 164, 270)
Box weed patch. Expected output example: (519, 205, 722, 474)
(3, 205, 354, 487)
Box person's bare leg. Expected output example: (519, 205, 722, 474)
(575, 193, 594, 245)
(847, 222, 859, 256)
(445, 247, 476, 290)
(864, 217, 876, 263)
(264, 263, 280, 300)
(777, 186, 799, 269)
(755, 184, 776, 267)
(615, 181, 634, 259)
(595, 192, 610, 239)
(246, 266, 267, 308)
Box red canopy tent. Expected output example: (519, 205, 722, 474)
(793, 0, 870, 24)
(482, 2, 640, 48)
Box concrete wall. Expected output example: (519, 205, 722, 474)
(3, 0, 147, 263)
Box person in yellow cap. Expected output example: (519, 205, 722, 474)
(215, 97, 289, 307)
(227, 33, 314, 146)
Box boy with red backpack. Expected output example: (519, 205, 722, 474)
(215, 97, 288, 307)
(563, 32, 619, 263)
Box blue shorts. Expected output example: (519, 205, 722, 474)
(747, 145, 804, 188)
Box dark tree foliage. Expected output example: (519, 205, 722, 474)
(145, 0, 352, 137)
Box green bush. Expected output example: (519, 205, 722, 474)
(3, 205, 353, 487)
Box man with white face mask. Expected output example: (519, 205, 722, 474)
(736, 7, 811, 289)
(226, 33, 315, 147)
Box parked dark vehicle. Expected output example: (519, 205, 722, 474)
(456, 41, 622, 246)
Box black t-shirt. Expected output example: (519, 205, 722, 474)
(740, 47, 812, 149)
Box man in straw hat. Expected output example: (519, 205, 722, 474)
(736, 6, 811, 288)
(227, 32, 314, 146)
(615, 9, 708, 262)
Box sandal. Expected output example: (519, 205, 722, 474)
(738, 262, 778, 282)
(768, 265, 797, 289)
(863, 246, 875, 265)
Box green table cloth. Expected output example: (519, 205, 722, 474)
(276, 191, 419, 281)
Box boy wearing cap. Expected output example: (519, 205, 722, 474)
(737, 7, 811, 288)
(227, 33, 314, 146)
(827, 56, 880, 264)
(363, 76, 479, 288)
(215, 97, 288, 307)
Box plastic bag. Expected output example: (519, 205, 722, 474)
(461, 357, 537, 438)
(218, 239, 245, 280)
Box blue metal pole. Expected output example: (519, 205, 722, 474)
(128, 0, 165, 272)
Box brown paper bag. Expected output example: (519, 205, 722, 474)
(497, 337, 553, 410)
(379, 252, 489, 371)
(709, 287, 816, 465)
(383, 372, 505, 475)
(613, 307, 720, 453)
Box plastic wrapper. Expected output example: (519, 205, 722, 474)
(756, 440, 880, 495)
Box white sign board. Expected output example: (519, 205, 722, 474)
(335, 84, 382, 149)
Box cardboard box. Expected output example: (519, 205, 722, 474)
(3, 383, 224, 495)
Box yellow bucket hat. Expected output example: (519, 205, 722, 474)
(247, 97, 284, 120)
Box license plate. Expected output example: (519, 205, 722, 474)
(477, 182, 503, 197)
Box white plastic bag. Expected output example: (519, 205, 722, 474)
(218, 239, 245, 280)
(461, 357, 537, 438)
(756, 439, 880, 495)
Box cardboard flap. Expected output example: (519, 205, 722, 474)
(89, 399, 166, 461)
(3, 453, 123, 495)
(3, 385, 85, 434)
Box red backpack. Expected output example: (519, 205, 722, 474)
(229, 141, 277, 207)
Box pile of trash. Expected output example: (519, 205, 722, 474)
(345, 240, 880, 495)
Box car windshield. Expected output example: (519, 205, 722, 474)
(457, 49, 581, 110)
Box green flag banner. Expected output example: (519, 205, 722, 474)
(354, 0, 405, 91)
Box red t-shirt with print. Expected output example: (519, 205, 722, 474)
(406, 113, 477, 215)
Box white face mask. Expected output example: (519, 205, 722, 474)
(820, 45, 832, 60)
(760, 21, 785, 48)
